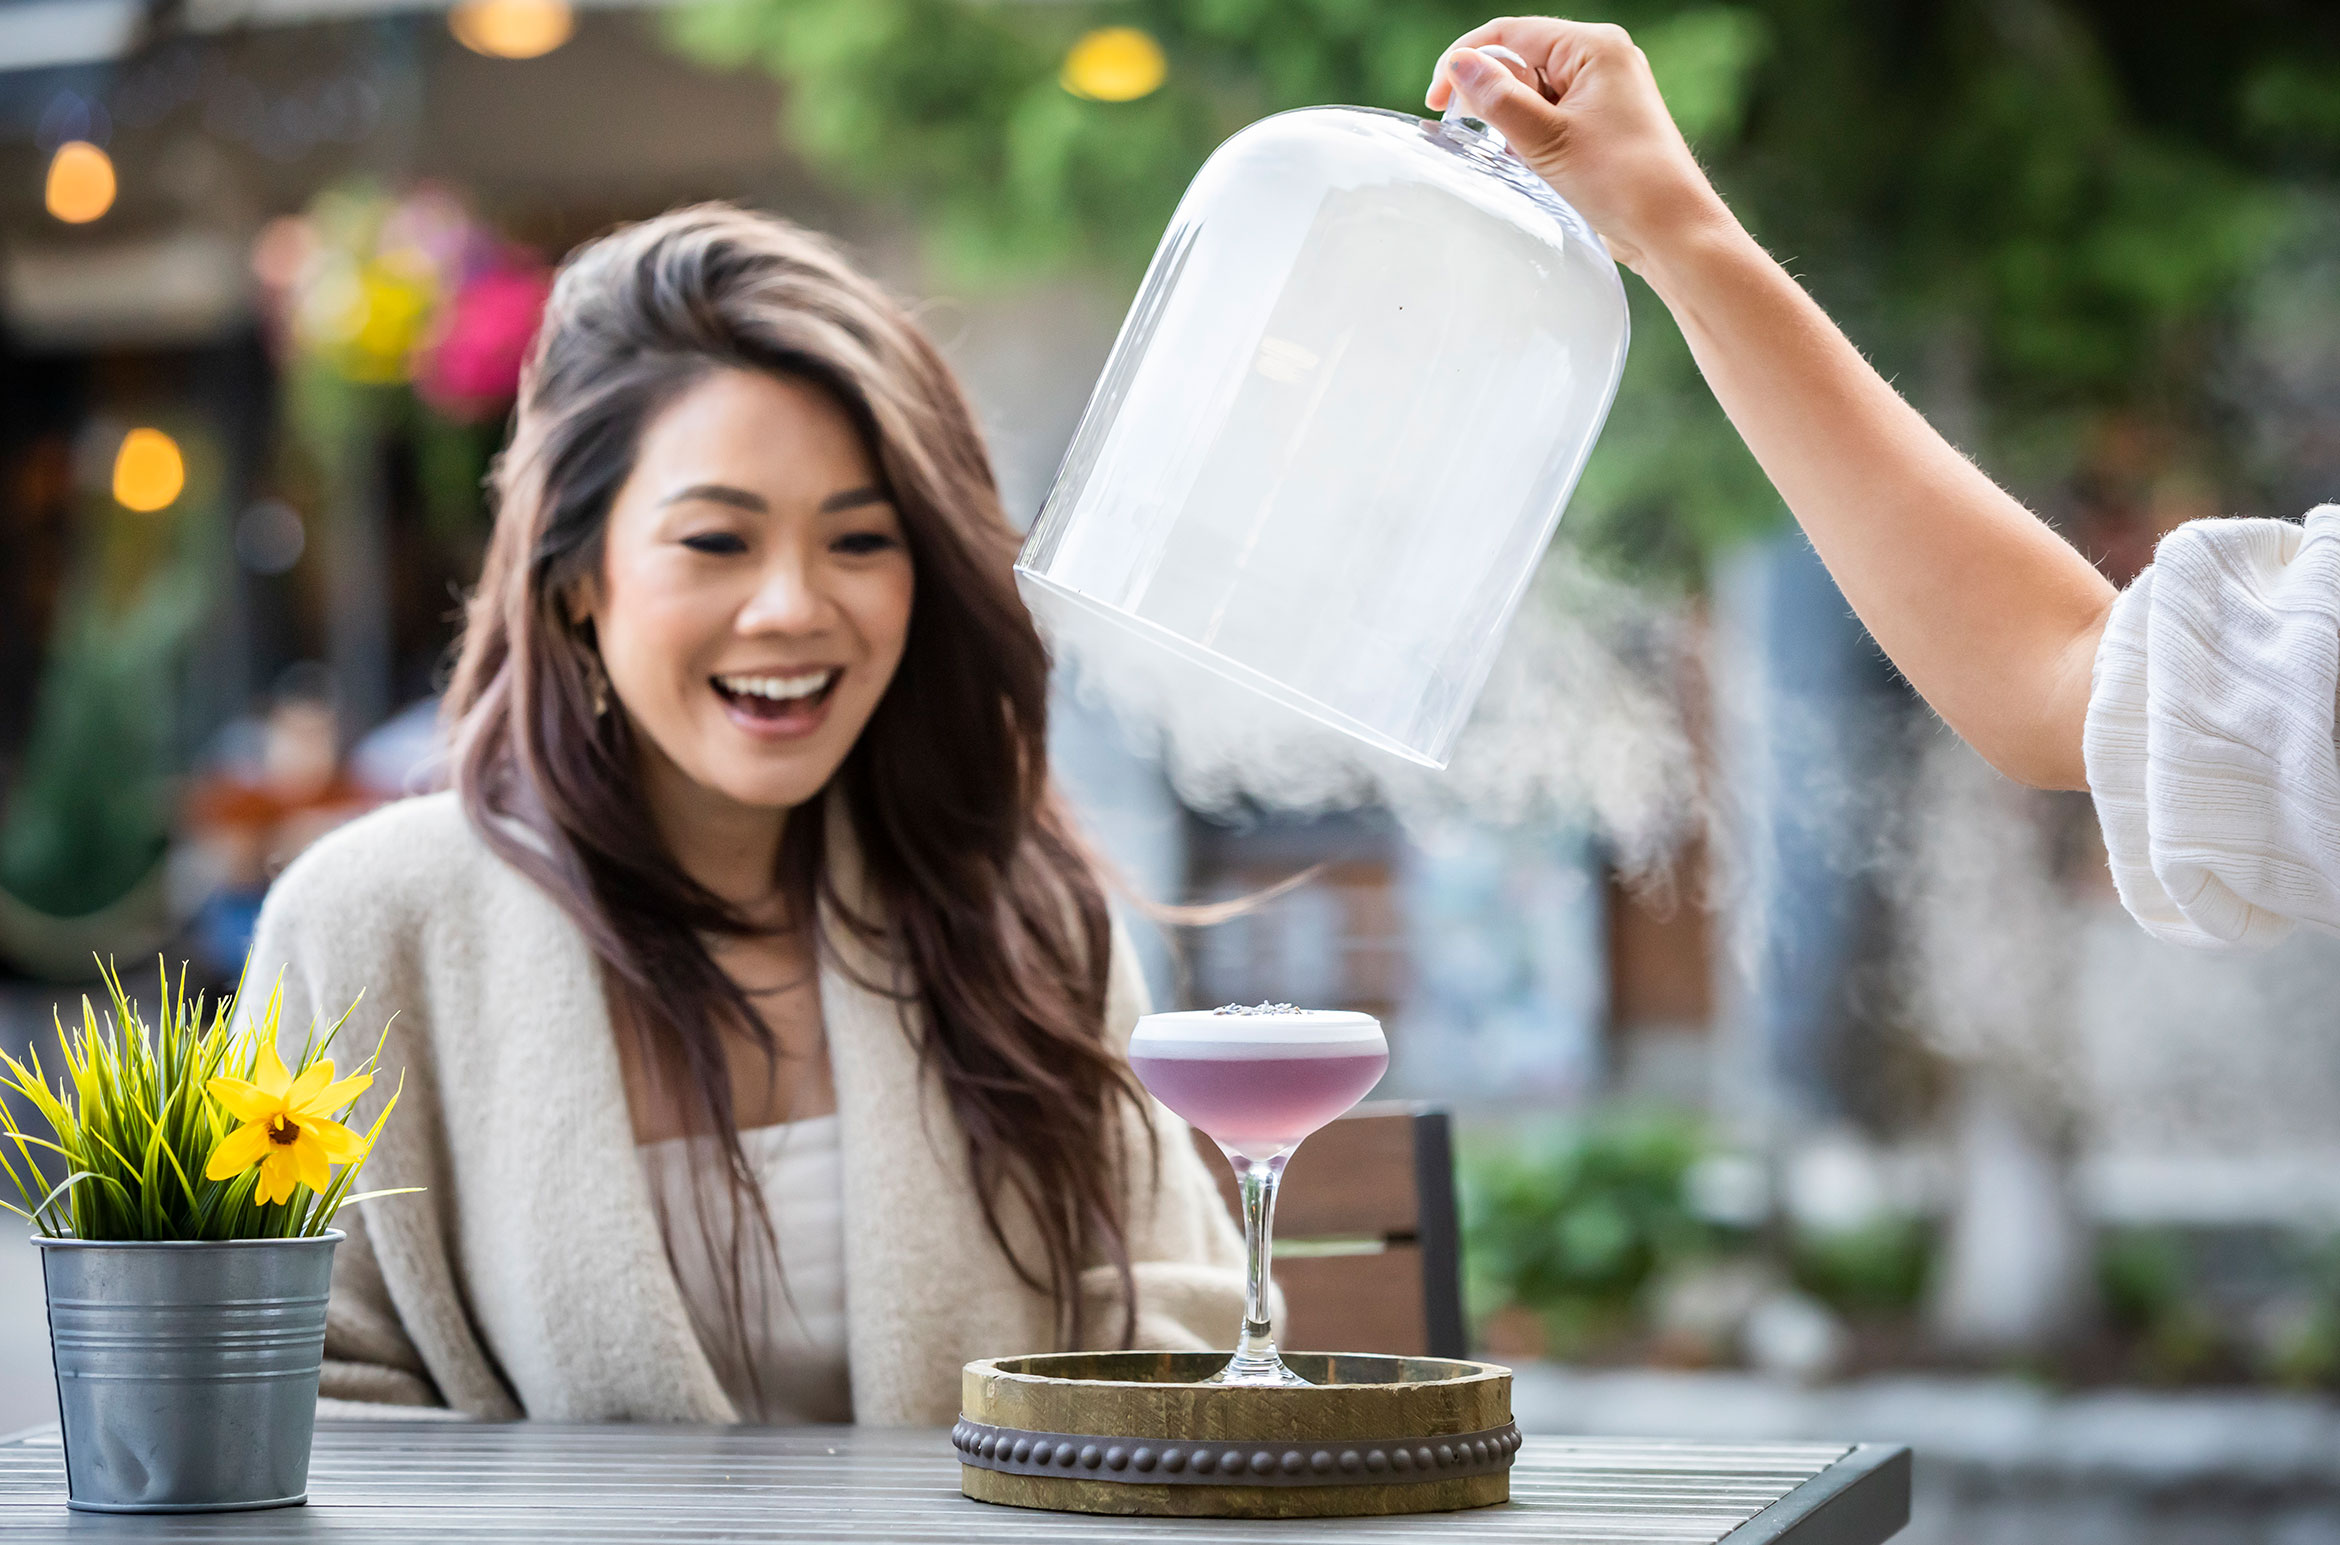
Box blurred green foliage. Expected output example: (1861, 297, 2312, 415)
(1791, 1217, 1931, 1315)
(1470, 1123, 2340, 1386)
(2097, 1225, 2188, 1333)
(0, 438, 221, 922)
(2100, 1226, 2340, 1390)
(1461, 1109, 1747, 1351)
(2263, 1237, 2340, 1389)
(668, 0, 2340, 583)
(2097, 1228, 2226, 1382)
(1463, 1109, 1935, 1358)
(666, 0, 1772, 279)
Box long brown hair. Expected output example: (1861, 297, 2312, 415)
(443, 204, 1147, 1358)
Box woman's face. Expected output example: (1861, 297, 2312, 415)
(587, 368, 914, 818)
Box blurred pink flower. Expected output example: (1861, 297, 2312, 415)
(418, 264, 551, 420)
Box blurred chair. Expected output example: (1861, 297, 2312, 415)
(1192, 1101, 1466, 1359)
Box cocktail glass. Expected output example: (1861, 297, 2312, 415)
(1128, 1005, 1389, 1386)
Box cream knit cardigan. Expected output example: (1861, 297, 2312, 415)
(241, 790, 1247, 1425)
(2085, 504, 2340, 949)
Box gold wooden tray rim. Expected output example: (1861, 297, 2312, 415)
(965, 1350, 1510, 1395)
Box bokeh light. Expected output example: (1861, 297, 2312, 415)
(449, 0, 575, 60)
(1061, 27, 1166, 102)
(112, 429, 186, 513)
(234, 499, 307, 575)
(249, 214, 317, 294)
(44, 141, 116, 224)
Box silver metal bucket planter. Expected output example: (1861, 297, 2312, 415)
(35, 1231, 340, 1512)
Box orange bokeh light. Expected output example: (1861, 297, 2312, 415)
(112, 429, 186, 513)
(449, 0, 574, 60)
(45, 141, 116, 224)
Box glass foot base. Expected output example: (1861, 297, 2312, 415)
(1206, 1352, 1313, 1388)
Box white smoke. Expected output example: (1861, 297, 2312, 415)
(1890, 730, 2085, 1115)
(1049, 543, 1707, 875)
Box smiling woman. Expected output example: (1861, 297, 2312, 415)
(237, 206, 1248, 1426)
(584, 371, 914, 826)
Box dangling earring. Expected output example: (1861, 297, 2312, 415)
(587, 654, 610, 718)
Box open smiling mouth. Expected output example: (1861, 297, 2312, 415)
(711, 669, 840, 732)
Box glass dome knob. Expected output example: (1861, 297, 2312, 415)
(1438, 44, 1550, 154)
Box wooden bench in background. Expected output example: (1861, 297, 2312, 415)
(1191, 1101, 1466, 1358)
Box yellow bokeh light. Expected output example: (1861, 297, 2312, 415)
(112, 429, 186, 513)
(1061, 27, 1167, 102)
(449, 0, 574, 59)
(45, 141, 116, 224)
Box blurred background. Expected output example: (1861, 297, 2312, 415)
(3, 2, 2340, 1539)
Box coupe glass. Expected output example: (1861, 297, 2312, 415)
(1128, 1005, 1389, 1386)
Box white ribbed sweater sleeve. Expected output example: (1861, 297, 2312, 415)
(2084, 504, 2340, 949)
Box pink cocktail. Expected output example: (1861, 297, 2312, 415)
(1129, 1005, 1388, 1386)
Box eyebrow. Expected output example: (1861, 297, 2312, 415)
(657, 483, 891, 515)
(817, 485, 892, 515)
(660, 483, 765, 513)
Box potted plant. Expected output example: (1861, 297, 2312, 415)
(0, 961, 401, 1512)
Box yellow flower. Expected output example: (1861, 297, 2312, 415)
(205, 1046, 372, 1206)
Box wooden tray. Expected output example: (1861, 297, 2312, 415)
(956, 1351, 1515, 1518)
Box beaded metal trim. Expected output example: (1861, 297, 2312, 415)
(952, 1418, 1521, 1487)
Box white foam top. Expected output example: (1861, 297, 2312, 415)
(1129, 1008, 1385, 1060)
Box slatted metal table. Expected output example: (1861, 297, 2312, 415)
(0, 1421, 1909, 1542)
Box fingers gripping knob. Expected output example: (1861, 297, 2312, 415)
(1440, 44, 1554, 152)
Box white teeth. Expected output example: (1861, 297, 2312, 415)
(716, 670, 835, 702)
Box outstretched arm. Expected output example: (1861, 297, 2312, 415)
(1431, 18, 2116, 791)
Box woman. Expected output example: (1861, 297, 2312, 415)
(1435, 18, 2338, 949)
(244, 205, 1246, 1425)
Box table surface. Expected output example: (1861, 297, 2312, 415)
(0, 1421, 1909, 1544)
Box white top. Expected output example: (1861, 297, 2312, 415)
(1130, 1007, 1385, 1058)
(636, 1114, 852, 1424)
(2083, 504, 2340, 949)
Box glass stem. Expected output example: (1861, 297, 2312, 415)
(1230, 1151, 1286, 1374)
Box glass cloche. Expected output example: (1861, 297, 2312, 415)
(1017, 66, 1629, 768)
